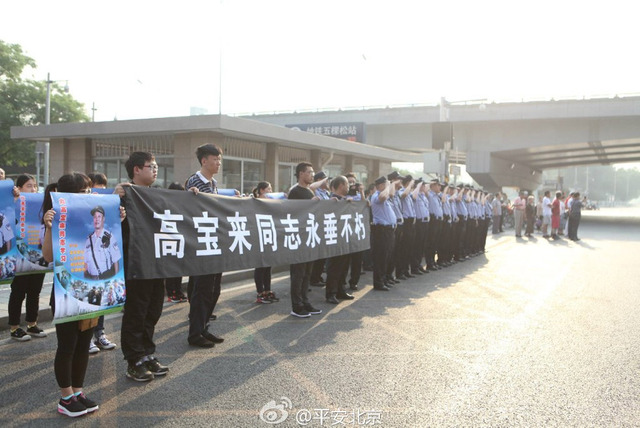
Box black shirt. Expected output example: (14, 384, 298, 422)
(288, 185, 314, 200)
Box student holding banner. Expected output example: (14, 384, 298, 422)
(288, 162, 324, 318)
(42, 173, 101, 417)
(118, 152, 169, 381)
(252, 181, 279, 304)
(8, 174, 47, 341)
(185, 144, 226, 348)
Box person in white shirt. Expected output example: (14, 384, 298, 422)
(541, 190, 552, 238)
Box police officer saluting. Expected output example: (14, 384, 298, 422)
(84, 206, 120, 280)
(370, 176, 396, 291)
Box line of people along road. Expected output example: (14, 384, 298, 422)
(0, 147, 508, 418)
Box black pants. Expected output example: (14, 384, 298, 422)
(254, 267, 272, 294)
(188, 273, 222, 341)
(568, 215, 581, 239)
(426, 218, 441, 267)
(464, 219, 477, 254)
(121, 278, 165, 363)
(8, 273, 45, 326)
(481, 218, 490, 250)
(326, 254, 350, 298)
(187, 273, 221, 307)
(456, 219, 467, 259)
(362, 248, 373, 270)
(372, 225, 394, 287)
(389, 225, 403, 277)
(164, 277, 184, 297)
(290, 261, 312, 310)
(412, 221, 428, 270)
(55, 321, 93, 388)
(399, 218, 415, 275)
(347, 251, 363, 287)
(310, 258, 326, 284)
(339, 251, 363, 287)
(438, 220, 452, 263)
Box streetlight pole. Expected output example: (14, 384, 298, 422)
(44, 73, 52, 187)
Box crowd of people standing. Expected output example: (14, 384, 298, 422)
(2, 151, 587, 418)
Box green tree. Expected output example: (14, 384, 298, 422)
(0, 40, 89, 167)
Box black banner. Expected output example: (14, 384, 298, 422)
(124, 187, 370, 280)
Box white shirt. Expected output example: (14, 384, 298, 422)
(542, 197, 552, 216)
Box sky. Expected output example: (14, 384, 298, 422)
(2, 0, 639, 123)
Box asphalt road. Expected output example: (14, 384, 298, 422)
(1, 209, 639, 427)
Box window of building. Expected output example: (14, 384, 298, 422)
(221, 157, 265, 196)
(278, 164, 296, 192)
(93, 157, 173, 188)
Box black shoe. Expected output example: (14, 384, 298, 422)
(188, 335, 215, 348)
(336, 293, 355, 300)
(58, 396, 87, 418)
(384, 282, 394, 288)
(290, 308, 311, 318)
(326, 296, 340, 304)
(209, 314, 217, 321)
(76, 392, 99, 413)
(203, 331, 224, 344)
(304, 305, 322, 315)
(396, 275, 408, 280)
(373, 285, 390, 291)
(26, 325, 47, 337)
(418, 266, 428, 273)
(126, 361, 154, 382)
(411, 270, 424, 275)
(10, 327, 31, 341)
(349, 285, 359, 291)
(405, 273, 416, 278)
(144, 357, 169, 376)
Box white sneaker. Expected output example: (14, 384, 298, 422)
(89, 340, 100, 354)
(96, 334, 117, 350)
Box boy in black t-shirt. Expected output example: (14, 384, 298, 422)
(288, 162, 324, 318)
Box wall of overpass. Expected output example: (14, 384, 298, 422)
(246, 96, 640, 190)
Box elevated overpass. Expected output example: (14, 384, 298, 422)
(244, 95, 640, 190)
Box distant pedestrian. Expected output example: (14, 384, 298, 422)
(541, 191, 552, 238)
(568, 192, 583, 241)
(525, 195, 536, 237)
(551, 191, 562, 239)
(512, 191, 526, 238)
(491, 192, 502, 234)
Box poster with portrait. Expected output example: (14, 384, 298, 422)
(0, 180, 18, 284)
(14, 192, 53, 274)
(50, 192, 126, 324)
